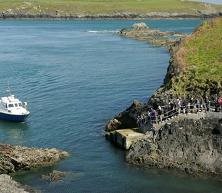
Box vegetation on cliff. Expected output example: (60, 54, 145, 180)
(1, 0, 222, 17)
(166, 17, 222, 97)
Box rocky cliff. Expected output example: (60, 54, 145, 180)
(127, 114, 222, 176)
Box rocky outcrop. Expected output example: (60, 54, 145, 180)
(0, 144, 69, 174)
(0, 174, 37, 193)
(0, 143, 69, 192)
(126, 115, 222, 176)
(105, 100, 144, 132)
(106, 18, 222, 176)
(119, 22, 185, 47)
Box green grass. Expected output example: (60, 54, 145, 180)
(0, 0, 222, 15)
(185, 19, 222, 80)
(168, 17, 222, 96)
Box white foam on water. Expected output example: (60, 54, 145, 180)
(87, 30, 119, 33)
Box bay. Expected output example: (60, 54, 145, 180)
(0, 19, 221, 193)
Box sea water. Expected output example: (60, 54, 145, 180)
(0, 19, 221, 193)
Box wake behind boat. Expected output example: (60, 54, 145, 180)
(0, 94, 30, 122)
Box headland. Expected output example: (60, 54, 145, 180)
(106, 17, 222, 177)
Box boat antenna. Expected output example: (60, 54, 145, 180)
(6, 82, 12, 96)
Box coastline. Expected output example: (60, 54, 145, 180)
(0, 143, 69, 192)
(0, 12, 221, 20)
(0, 13, 220, 191)
(106, 17, 222, 176)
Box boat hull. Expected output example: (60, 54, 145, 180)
(0, 112, 29, 122)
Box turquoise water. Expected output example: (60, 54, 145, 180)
(0, 19, 221, 193)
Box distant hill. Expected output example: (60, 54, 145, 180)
(0, 0, 222, 18)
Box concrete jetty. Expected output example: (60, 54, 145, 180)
(106, 111, 222, 150)
(105, 129, 145, 150)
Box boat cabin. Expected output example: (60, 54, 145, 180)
(0, 94, 30, 122)
(0, 95, 26, 110)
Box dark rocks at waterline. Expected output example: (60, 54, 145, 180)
(126, 116, 222, 176)
(105, 100, 144, 132)
(0, 174, 38, 193)
(0, 144, 69, 174)
(1, 11, 222, 20)
(41, 170, 67, 182)
(119, 22, 186, 47)
(106, 98, 222, 176)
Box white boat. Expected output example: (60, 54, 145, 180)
(0, 94, 30, 122)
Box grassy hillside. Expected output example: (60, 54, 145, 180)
(168, 17, 222, 97)
(0, 0, 222, 16)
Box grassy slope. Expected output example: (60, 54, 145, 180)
(169, 17, 222, 96)
(0, 0, 222, 15)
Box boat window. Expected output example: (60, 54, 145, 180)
(19, 103, 22, 107)
(15, 103, 18, 107)
(8, 104, 14, 108)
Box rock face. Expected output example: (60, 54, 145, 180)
(119, 22, 185, 47)
(0, 144, 69, 174)
(126, 116, 222, 176)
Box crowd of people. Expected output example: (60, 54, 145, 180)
(137, 96, 222, 127)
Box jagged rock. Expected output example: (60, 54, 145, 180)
(106, 118, 122, 132)
(105, 100, 143, 132)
